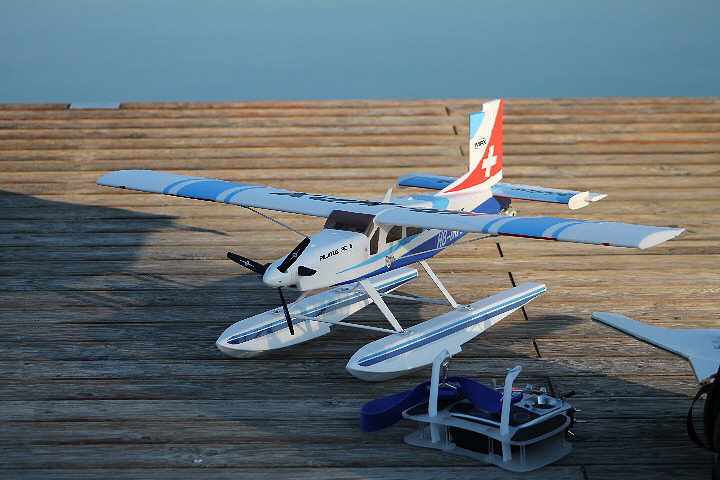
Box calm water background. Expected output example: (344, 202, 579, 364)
(1, 0, 719, 103)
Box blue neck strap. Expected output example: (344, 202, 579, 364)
(360, 375, 518, 432)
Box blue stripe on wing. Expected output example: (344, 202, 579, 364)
(492, 217, 580, 238)
(173, 180, 253, 199)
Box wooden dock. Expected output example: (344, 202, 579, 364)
(1, 98, 718, 479)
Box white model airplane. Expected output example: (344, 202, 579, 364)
(97, 99, 683, 380)
(592, 312, 720, 386)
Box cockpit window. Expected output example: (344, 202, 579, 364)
(324, 210, 375, 236)
(386, 225, 403, 243)
(370, 228, 380, 254)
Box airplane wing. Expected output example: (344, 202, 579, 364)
(97, 169, 391, 218)
(592, 312, 720, 384)
(99, 169, 683, 249)
(374, 208, 683, 249)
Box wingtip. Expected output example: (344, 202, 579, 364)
(637, 227, 685, 249)
(591, 311, 630, 326)
(96, 170, 119, 187)
(97, 169, 137, 187)
(567, 191, 607, 210)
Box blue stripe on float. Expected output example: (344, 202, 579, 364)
(356, 287, 545, 367)
(226, 272, 417, 345)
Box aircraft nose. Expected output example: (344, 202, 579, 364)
(262, 266, 295, 287)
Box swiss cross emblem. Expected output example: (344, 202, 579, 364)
(481, 145, 497, 177)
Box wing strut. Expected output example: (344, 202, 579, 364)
(419, 260, 459, 308)
(359, 278, 405, 333)
(381, 294, 453, 307)
(297, 314, 401, 335)
(243, 205, 309, 239)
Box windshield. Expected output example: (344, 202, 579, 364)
(323, 210, 375, 236)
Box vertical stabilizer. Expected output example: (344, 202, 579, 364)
(439, 99, 503, 195)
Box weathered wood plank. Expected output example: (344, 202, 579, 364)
(3, 154, 720, 174)
(3, 130, 720, 151)
(0, 357, 700, 384)
(0, 396, 707, 422)
(3, 122, 720, 143)
(0, 467, 586, 480)
(0, 411, 701, 445)
(0, 421, 711, 467)
(0, 97, 716, 478)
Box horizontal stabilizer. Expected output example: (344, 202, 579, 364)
(492, 183, 606, 210)
(397, 173, 606, 210)
(396, 172, 455, 190)
(592, 312, 720, 384)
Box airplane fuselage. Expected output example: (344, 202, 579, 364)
(262, 191, 511, 292)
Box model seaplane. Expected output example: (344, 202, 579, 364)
(97, 99, 683, 380)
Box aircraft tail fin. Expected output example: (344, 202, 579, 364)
(439, 99, 503, 195)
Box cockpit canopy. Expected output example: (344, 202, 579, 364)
(323, 210, 375, 236)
